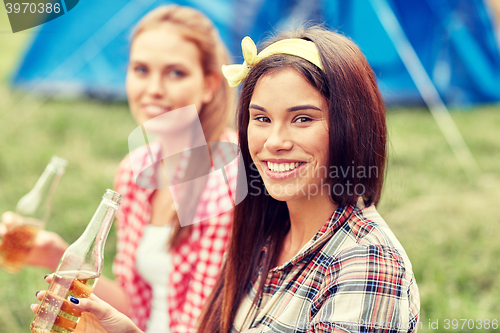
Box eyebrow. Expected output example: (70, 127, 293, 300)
(129, 59, 186, 69)
(249, 104, 322, 112)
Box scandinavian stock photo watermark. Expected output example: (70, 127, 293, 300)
(290, 318, 499, 331)
(127, 105, 247, 227)
(290, 319, 422, 331)
(127, 105, 381, 226)
(248, 162, 379, 199)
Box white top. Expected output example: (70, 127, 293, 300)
(136, 225, 173, 333)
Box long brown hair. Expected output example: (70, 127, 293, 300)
(197, 26, 387, 332)
(131, 5, 235, 249)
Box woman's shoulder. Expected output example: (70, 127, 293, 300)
(348, 203, 411, 261)
(114, 143, 162, 193)
(318, 203, 416, 289)
(210, 127, 240, 187)
(212, 128, 239, 164)
(318, 202, 415, 277)
(218, 128, 238, 144)
(124, 142, 161, 170)
(319, 212, 420, 330)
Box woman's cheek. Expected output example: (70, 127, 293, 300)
(175, 82, 200, 107)
(247, 126, 257, 149)
(248, 128, 266, 158)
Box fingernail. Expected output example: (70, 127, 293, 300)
(35, 290, 40, 297)
(30, 304, 36, 311)
(69, 296, 79, 304)
(44, 274, 49, 279)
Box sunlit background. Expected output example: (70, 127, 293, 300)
(1, 1, 499, 332)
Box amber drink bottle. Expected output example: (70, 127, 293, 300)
(31, 189, 122, 333)
(0, 156, 67, 273)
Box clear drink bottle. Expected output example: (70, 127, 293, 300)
(31, 189, 122, 333)
(0, 156, 67, 273)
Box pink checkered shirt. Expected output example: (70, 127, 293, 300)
(113, 130, 238, 332)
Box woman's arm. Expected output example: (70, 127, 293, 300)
(92, 275, 131, 316)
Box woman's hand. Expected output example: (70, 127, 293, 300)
(1, 211, 68, 271)
(68, 294, 142, 333)
(31, 275, 143, 333)
(27, 229, 68, 271)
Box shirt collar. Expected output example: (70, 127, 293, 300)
(270, 203, 356, 272)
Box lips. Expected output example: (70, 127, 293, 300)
(142, 104, 172, 117)
(261, 160, 307, 180)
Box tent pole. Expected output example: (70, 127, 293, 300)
(369, 0, 481, 180)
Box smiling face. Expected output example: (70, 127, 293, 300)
(248, 67, 330, 203)
(126, 25, 215, 125)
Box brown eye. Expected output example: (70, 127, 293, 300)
(294, 116, 312, 123)
(254, 116, 270, 123)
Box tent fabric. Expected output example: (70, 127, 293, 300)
(10, 0, 500, 105)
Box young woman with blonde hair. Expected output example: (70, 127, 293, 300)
(28, 5, 237, 333)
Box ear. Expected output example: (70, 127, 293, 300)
(202, 73, 222, 104)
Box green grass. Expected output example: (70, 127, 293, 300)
(1, 12, 500, 333)
(0, 96, 136, 331)
(379, 106, 500, 332)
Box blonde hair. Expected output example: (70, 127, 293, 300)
(131, 5, 235, 248)
(132, 4, 234, 141)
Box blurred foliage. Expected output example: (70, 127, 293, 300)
(1, 9, 500, 333)
(379, 106, 500, 332)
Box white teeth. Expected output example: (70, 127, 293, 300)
(266, 162, 302, 173)
(144, 105, 169, 114)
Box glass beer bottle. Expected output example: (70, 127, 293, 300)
(0, 156, 67, 273)
(31, 189, 122, 333)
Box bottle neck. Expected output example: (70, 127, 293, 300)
(16, 161, 66, 221)
(58, 194, 120, 275)
(79, 197, 118, 252)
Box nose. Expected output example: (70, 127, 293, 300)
(146, 73, 165, 97)
(264, 123, 293, 152)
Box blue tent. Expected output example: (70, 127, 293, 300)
(10, 0, 500, 105)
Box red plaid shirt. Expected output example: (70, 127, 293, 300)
(113, 130, 237, 332)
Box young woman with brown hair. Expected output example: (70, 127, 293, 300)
(197, 26, 420, 333)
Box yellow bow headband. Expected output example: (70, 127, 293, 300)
(222, 36, 323, 87)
